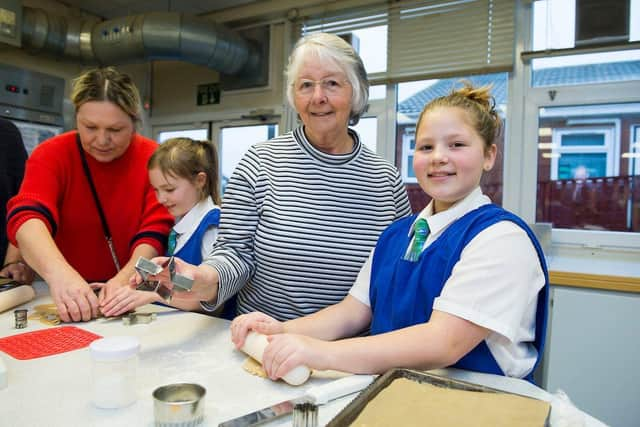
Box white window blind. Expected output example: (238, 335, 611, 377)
(298, 0, 515, 82)
(300, 4, 388, 35)
(388, 0, 515, 80)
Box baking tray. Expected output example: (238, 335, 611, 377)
(326, 368, 550, 426)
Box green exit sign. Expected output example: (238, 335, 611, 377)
(197, 83, 220, 106)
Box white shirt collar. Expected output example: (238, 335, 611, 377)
(409, 187, 491, 238)
(173, 196, 216, 240)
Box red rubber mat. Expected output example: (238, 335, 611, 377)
(0, 326, 102, 360)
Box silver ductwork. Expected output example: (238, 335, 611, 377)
(18, 7, 267, 86)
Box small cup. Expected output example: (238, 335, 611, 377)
(89, 336, 140, 409)
(14, 309, 27, 329)
(153, 383, 206, 427)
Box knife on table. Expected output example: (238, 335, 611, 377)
(218, 374, 375, 427)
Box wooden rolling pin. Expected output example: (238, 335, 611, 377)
(241, 331, 311, 386)
(0, 284, 36, 313)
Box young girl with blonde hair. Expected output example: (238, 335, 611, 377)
(101, 137, 222, 314)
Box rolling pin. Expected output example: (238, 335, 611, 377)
(0, 284, 36, 314)
(241, 331, 311, 386)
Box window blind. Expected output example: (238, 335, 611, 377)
(299, 3, 388, 36)
(387, 0, 515, 81)
(298, 0, 515, 82)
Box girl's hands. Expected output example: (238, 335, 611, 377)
(230, 312, 284, 349)
(231, 312, 334, 381)
(100, 285, 161, 317)
(262, 334, 332, 381)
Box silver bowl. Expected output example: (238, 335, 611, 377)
(153, 383, 206, 427)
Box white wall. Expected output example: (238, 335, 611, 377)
(544, 286, 640, 427)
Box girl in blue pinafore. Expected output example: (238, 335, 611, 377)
(101, 137, 232, 316)
(229, 83, 549, 383)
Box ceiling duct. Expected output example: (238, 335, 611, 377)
(18, 6, 268, 88)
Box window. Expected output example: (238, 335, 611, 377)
(218, 124, 278, 193)
(400, 127, 416, 183)
(530, 0, 640, 87)
(535, 103, 640, 232)
(351, 117, 377, 153)
(157, 128, 208, 143)
(529, 1, 640, 234)
(550, 126, 617, 180)
(630, 125, 640, 175)
(351, 26, 387, 74)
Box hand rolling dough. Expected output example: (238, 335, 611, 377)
(240, 331, 311, 386)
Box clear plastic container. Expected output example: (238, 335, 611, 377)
(89, 336, 140, 409)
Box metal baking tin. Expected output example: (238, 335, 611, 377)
(326, 368, 550, 427)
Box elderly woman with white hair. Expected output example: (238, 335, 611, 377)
(123, 33, 411, 321)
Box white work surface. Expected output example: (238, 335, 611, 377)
(1, 282, 607, 427)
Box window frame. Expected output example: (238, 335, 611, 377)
(631, 124, 640, 175)
(400, 126, 417, 183)
(550, 125, 616, 180)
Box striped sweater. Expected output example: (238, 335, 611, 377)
(203, 126, 411, 320)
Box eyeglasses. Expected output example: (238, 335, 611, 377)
(294, 78, 350, 96)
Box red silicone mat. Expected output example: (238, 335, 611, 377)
(0, 326, 102, 360)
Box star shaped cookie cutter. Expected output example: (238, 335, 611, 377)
(134, 256, 194, 302)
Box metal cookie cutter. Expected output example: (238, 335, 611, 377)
(122, 312, 157, 326)
(14, 309, 28, 329)
(166, 256, 194, 291)
(134, 256, 194, 302)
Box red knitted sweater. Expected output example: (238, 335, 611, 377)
(7, 131, 173, 281)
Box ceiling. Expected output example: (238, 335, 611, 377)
(58, 0, 260, 19)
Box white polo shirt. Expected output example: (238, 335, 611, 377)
(172, 196, 219, 260)
(349, 187, 546, 378)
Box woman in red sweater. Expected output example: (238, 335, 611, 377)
(6, 67, 173, 322)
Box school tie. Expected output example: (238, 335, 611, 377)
(406, 218, 429, 262)
(167, 229, 177, 256)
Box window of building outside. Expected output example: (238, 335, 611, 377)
(396, 73, 508, 213)
(351, 117, 377, 153)
(532, 0, 640, 233)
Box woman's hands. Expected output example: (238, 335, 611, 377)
(129, 256, 219, 302)
(48, 273, 99, 322)
(0, 261, 35, 285)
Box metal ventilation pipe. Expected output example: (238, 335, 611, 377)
(20, 7, 262, 78)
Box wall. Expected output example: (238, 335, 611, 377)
(543, 286, 640, 427)
(149, 22, 286, 126)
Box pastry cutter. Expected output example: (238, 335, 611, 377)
(134, 256, 194, 301)
(218, 374, 374, 427)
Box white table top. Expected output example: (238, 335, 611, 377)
(0, 282, 606, 427)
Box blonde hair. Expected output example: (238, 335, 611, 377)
(285, 32, 369, 125)
(148, 138, 221, 205)
(416, 81, 502, 152)
(71, 67, 141, 123)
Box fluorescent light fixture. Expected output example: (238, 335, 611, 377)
(538, 127, 552, 137)
(538, 142, 557, 149)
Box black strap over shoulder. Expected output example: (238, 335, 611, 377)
(76, 134, 121, 271)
